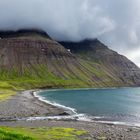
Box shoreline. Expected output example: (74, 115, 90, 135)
(0, 89, 140, 128)
(0, 90, 68, 121)
(33, 90, 77, 115)
(0, 89, 140, 139)
(32, 89, 140, 128)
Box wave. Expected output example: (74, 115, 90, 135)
(33, 91, 77, 115)
(19, 114, 91, 122)
(18, 114, 140, 127)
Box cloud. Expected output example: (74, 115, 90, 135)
(126, 48, 140, 67)
(0, 0, 140, 66)
(0, 0, 116, 41)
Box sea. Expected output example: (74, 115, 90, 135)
(33, 87, 140, 127)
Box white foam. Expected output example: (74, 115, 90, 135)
(19, 114, 91, 122)
(33, 91, 77, 114)
(18, 114, 140, 127)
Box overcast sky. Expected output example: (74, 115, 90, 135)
(0, 0, 140, 67)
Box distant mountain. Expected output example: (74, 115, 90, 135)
(0, 29, 139, 89)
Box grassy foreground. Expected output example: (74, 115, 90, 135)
(0, 126, 91, 140)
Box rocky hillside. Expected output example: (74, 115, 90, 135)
(60, 39, 140, 87)
(0, 30, 139, 89)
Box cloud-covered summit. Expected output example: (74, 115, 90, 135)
(0, 0, 140, 66)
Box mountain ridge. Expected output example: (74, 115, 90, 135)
(0, 29, 139, 89)
(60, 39, 140, 86)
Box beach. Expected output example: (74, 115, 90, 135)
(0, 90, 66, 120)
(0, 90, 140, 140)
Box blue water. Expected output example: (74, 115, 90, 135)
(39, 88, 140, 124)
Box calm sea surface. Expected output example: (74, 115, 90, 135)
(39, 88, 140, 125)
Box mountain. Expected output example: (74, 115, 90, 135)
(0, 29, 139, 90)
(60, 39, 140, 86)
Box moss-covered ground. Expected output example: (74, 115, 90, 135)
(0, 126, 91, 140)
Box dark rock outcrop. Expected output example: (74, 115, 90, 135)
(0, 29, 50, 39)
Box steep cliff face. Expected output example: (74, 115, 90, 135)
(0, 30, 139, 88)
(0, 30, 86, 88)
(60, 39, 140, 86)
